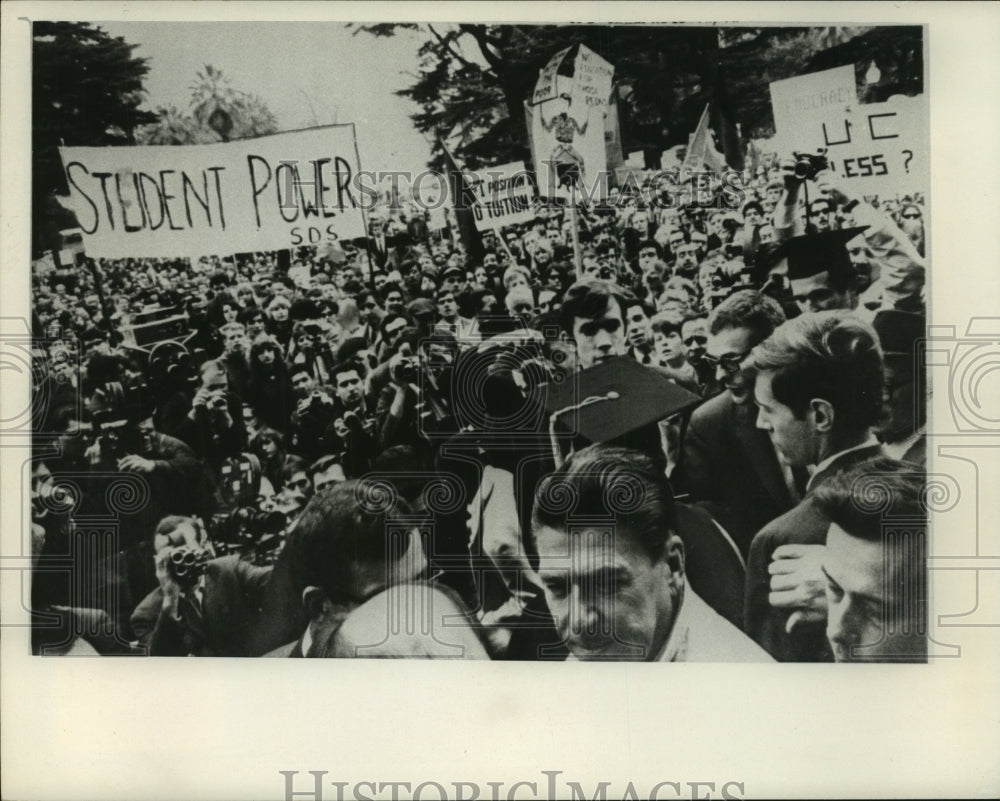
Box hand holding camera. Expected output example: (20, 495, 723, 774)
(389, 345, 419, 389)
(813, 168, 852, 207)
(155, 544, 211, 618)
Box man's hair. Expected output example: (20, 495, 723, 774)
(502, 265, 531, 291)
(744, 310, 884, 428)
(308, 453, 344, 480)
(623, 297, 655, 318)
(381, 281, 404, 300)
(199, 358, 226, 379)
(219, 321, 246, 337)
(681, 312, 708, 327)
(636, 240, 662, 259)
(531, 445, 677, 563)
(650, 311, 683, 338)
(331, 360, 362, 383)
(813, 456, 926, 544)
(289, 480, 414, 599)
(558, 280, 636, 337)
(379, 312, 411, 337)
(707, 289, 786, 343)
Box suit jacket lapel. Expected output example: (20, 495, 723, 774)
(731, 399, 793, 509)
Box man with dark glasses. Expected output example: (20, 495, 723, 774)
(676, 290, 797, 560)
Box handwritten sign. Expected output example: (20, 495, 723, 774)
(530, 45, 614, 201)
(57, 125, 367, 258)
(770, 67, 927, 194)
(769, 66, 858, 151)
(462, 161, 538, 231)
(813, 94, 928, 194)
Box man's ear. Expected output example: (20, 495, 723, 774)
(302, 586, 331, 621)
(664, 533, 685, 579)
(809, 398, 836, 433)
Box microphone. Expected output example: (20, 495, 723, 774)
(548, 391, 621, 468)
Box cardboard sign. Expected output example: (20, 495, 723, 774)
(770, 67, 927, 194)
(462, 161, 538, 231)
(530, 45, 614, 201)
(813, 94, 929, 195)
(769, 65, 858, 151)
(57, 125, 367, 258)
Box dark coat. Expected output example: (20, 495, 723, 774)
(743, 444, 886, 663)
(677, 392, 799, 559)
(130, 554, 272, 656)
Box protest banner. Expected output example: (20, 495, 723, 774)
(57, 125, 367, 258)
(769, 67, 928, 195)
(529, 44, 614, 201)
(464, 161, 537, 231)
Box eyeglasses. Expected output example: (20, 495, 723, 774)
(700, 350, 750, 373)
(901, 213, 922, 220)
(683, 335, 707, 347)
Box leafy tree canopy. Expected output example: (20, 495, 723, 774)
(355, 23, 923, 171)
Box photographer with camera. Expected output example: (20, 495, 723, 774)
(287, 319, 338, 386)
(770, 152, 924, 318)
(130, 515, 273, 656)
(289, 382, 341, 465)
(53, 352, 211, 636)
(174, 359, 248, 467)
(330, 359, 380, 476)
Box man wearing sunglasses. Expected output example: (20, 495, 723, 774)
(676, 290, 797, 561)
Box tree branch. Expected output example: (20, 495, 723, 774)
(458, 23, 504, 71)
(427, 24, 475, 71)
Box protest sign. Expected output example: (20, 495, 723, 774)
(812, 94, 929, 195)
(464, 161, 537, 231)
(769, 65, 858, 152)
(529, 45, 614, 201)
(57, 125, 367, 258)
(769, 67, 927, 195)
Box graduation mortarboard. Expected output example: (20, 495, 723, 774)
(543, 356, 702, 466)
(783, 226, 869, 281)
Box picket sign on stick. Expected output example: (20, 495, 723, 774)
(569, 200, 583, 279)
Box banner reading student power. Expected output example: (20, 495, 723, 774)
(57, 125, 367, 258)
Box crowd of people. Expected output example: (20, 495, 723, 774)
(28, 153, 929, 662)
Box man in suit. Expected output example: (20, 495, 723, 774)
(357, 219, 412, 271)
(131, 516, 272, 656)
(743, 311, 886, 662)
(531, 445, 772, 662)
(677, 290, 795, 559)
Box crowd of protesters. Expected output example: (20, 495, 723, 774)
(28, 153, 930, 661)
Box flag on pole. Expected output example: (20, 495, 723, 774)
(440, 141, 485, 265)
(682, 102, 729, 173)
(682, 103, 712, 172)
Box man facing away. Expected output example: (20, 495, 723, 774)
(742, 311, 887, 662)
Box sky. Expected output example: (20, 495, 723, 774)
(100, 21, 438, 174)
